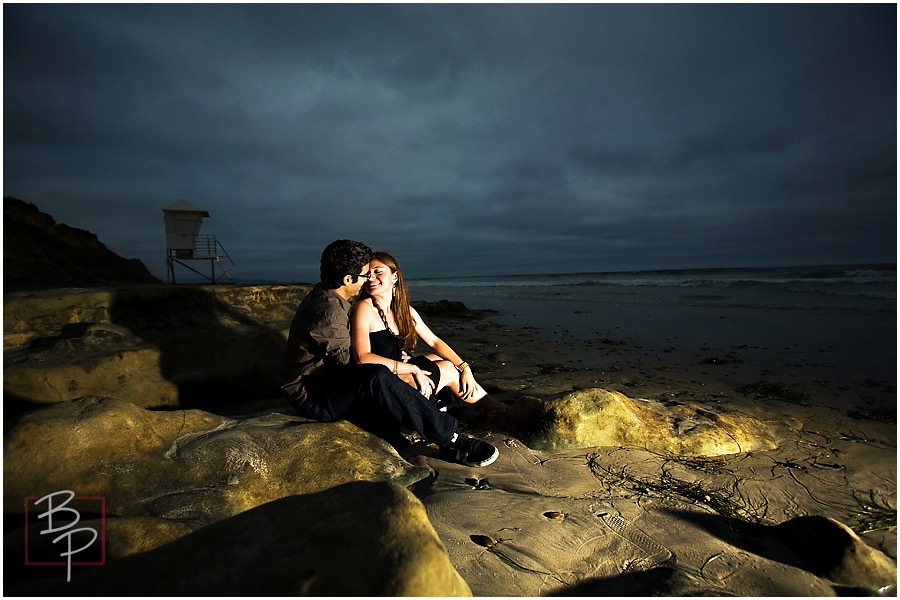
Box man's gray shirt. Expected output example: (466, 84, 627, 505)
(281, 285, 353, 404)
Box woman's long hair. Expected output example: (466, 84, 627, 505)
(363, 251, 418, 352)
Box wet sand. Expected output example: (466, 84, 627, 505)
(419, 293, 896, 416)
(405, 299, 897, 595)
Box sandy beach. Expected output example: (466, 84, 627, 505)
(410, 273, 896, 414)
(400, 279, 897, 595)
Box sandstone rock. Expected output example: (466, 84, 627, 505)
(4, 287, 124, 350)
(8, 514, 195, 565)
(5, 328, 179, 409)
(516, 388, 776, 456)
(4, 397, 432, 529)
(769, 515, 897, 592)
(4, 284, 310, 351)
(101, 516, 196, 559)
(9, 481, 472, 597)
(4, 284, 312, 411)
(4, 397, 226, 511)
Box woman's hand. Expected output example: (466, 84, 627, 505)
(412, 368, 434, 398)
(459, 368, 477, 401)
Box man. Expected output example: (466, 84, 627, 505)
(282, 239, 499, 467)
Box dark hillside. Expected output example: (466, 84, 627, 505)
(3, 197, 162, 290)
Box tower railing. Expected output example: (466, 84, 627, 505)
(166, 234, 234, 284)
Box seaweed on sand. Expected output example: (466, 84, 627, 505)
(587, 453, 770, 525)
(852, 490, 897, 534)
(539, 363, 576, 374)
(588, 453, 898, 535)
(847, 407, 897, 424)
(737, 381, 809, 405)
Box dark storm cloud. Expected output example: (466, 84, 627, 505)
(4, 3, 895, 282)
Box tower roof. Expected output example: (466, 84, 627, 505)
(163, 199, 210, 216)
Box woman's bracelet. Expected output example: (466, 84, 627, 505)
(392, 360, 398, 374)
(455, 361, 469, 373)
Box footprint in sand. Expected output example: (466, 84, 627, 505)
(465, 477, 491, 490)
(470, 534, 496, 548)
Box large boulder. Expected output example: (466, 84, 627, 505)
(515, 388, 776, 456)
(769, 515, 897, 592)
(4, 323, 179, 409)
(4, 397, 432, 531)
(3, 283, 309, 352)
(8, 481, 472, 597)
(3, 284, 312, 412)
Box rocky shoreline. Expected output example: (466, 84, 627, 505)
(4, 283, 896, 595)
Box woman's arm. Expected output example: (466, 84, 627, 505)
(411, 307, 477, 397)
(351, 301, 435, 396)
(350, 300, 381, 365)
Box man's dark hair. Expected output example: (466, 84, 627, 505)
(320, 239, 373, 289)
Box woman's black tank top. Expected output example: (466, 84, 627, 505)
(367, 329, 440, 387)
(369, 329, 402, 361)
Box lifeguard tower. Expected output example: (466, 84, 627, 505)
(163, 200, 234, 284)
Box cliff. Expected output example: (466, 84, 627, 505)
(3, 197, 162, 290)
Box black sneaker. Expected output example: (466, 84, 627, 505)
(441, 433, 499, 467)
(433, 388, 457, 413)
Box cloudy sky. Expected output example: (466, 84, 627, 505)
(4, 3, 896, 282)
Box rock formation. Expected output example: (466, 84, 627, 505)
(4, 396, 431, 526)
(768, 515, 897, 591)
(4, 284, 310, 414)
(510, 388, 776, 456)
(8, 481, 471, 597)
(3, 197, 162, 290)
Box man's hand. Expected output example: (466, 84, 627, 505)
(413, 368, 434, 398)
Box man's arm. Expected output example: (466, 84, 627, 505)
(283, 287, 352, 375)
(309, 313, 352, 368)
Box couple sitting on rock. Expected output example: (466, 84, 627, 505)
(281, 239, 503, 467)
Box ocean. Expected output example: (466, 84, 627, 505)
(409, 264, 896, 309)
(408, 264, 897, 385)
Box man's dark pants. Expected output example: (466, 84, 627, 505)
(296, 364, 457, 447)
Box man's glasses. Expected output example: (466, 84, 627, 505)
(350, 271, 372, 282)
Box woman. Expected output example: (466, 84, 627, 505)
(350, 251, 505, 414)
